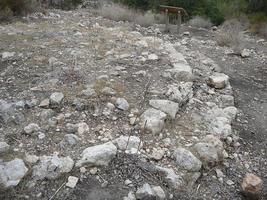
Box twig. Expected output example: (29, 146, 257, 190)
(48, 181, 66, 200)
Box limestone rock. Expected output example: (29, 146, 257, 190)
(140, 108, 167, 134)
(112, 135, 142, 152)
(32, 155, 74, 180)
(50, 92, 64, 106)
(24, 123, 40, 135)
(136, 183, 155, 199)
(66, 176, 79, 188)
(0, 159, 28, 188)
(173, 148, 202, 172)
(152, 186, 166, 200)
(156, 166, 184, 189)
(116, 98, 129, 111)
(149, 99, 179, 119)
(76, 142, 117, 167)
(0, 142, 10, 154)
(208, 73, 229, 89)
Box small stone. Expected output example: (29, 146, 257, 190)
(152, 186, 166, 200)
(66, 176, 79, 188)
(25, 154, 39, 164)
(50, 92, 64, 106)
(173, 147, 202, 172)
(76, 142, 117, 167)
(241, 49, 250, 58)
(115, 98, 129, 111)
(151, 148, 165, 160)
(38, 133, 46, 139)
(77, 122, 89, 135)
(0, 142, 10, 154)
(148, 54, 159, 60)
(0, 158, 28, 188)
(241, 173, 263, 199)
(208, 73, 229, 89)
(226, 180, 235, 186)
(24, 123, 40, 135)
(39, 99, 50, 108)
(89, 167, 98, 175)
(2, 52, 15, 59)
(101, 87, 117, 95)
(215, 169, 224, 178)
(81, 88, 96, 97)
(136, 183, 155, 199)
(183, 31, 190, 36)
(140, 108, 167, 134)
(149, 99, 179, 119)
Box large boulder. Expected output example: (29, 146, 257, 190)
(76, 142, 117, 167)
(0, 159, 28, 188)
(32, 155, 74, 180)
(149, 99, 179, 119)
(140, 108, 167, 134)
(173, 148, 202, 172)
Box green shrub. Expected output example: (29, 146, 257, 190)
(0, 0, 39, 15)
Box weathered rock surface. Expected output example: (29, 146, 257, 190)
(173, 148, 202, 172)
(208, 73, 229, 89)
(115, 98, 129, 111)
(136, 183, 155, 199)
(0, 159, 28, 188)
(149, 99, 179, 119)
(50, 92, 64, 107)
(156, 166, 184, 188)
(0, 142, 10, 154)
(193, 142, 223, 168)
(76, 142, 117, 167)
(32, 155, 74, 180)
(241, 173, 263, 199)
(140, 108, 167, 134)
(112, 135, 142, 152)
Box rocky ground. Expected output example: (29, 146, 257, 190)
(0, 8, 266, 200)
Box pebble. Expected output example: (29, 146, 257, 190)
(66, 176, 79, 188)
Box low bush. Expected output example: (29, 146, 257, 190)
(98, 3, 156, 27)
(188, 16, 212, 29)
(216, 19, 242, 47)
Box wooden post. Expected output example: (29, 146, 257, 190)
(165, 9, 169, 32)
(177, 10, 181, 33)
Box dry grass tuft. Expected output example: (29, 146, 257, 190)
(216, 19, 243, 47)
(188, 16, 213, 29)
(97, 4, 155, 27)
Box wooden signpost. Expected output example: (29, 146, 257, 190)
(159, 5, 188, 33)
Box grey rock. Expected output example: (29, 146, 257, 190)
(123, 191, 136, 200)
(166, 82, 193, 103)
(241, 49, 250, 58)
(76, 142, 117, 167)
(24, 123, 40, 135)
(0, 158, 28, 188)
(15, 101, 25, 109)
(39, 99, 50, 108)
(173, 148, 202, 172)
(149, 99, 179, 119)
(152, 186, 166, 200)
(208, 73, 229, 89)
(193, 142, 222, 168)
(50, 92, 64, 106)
(136, 183, 155, 199)
(101, 87, 117, 95)
(156, 166, 184, 189)
(60, 134, 79, 147)
(140, 108, 167, 134)
(0, 142, 10, 154)
(112, 135, 142, 151)
(32, 155, 74, 180)
(25, 99, 38, 108)
(40, 109, 55, 120)
(81, 88, 96, 97)
(1, 52, 15, 59)
(25, 154, 39, 164)
(115, 98, 129, 111)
